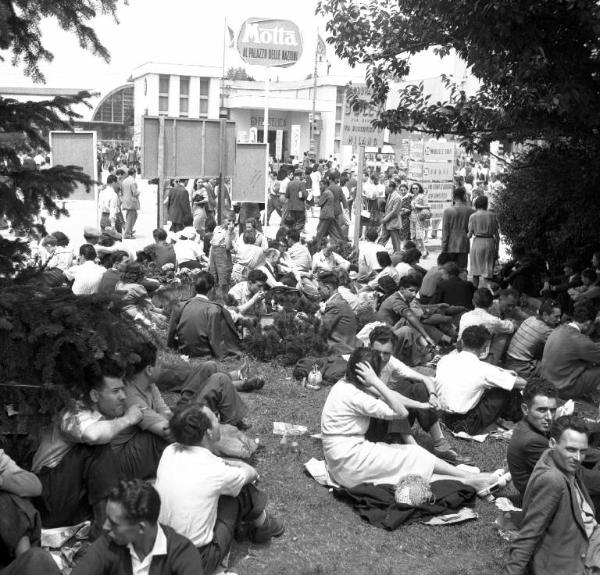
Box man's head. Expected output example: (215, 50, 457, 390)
(104, 480, 160, 546)
(452, 187, 467, 202)
(110, 250, 130, 270)
(401, 248, 422, 266)
(170, 403, 220, 445)
(581, 268, 597, 287)
(83, 226, 101, 244)
(79, 243, 97, 262)
(264, 248, 280, 266)
(563, 259, 579, 277)
(397, 275, 420, 303)
(436, 252, 452, 267)
(127, 167, 136, 177)
(88, 358, 127, 418)
(538, 299, 562, 328)
(472, 287, 493, 310)
(287, 229, 300, 245)
(194, 271, 215, 296)
(460, 325, 491, 355)
(441, 262, 460, 280)
(153, 228, 167, 243)
(323, 239, 337, 256)
(369, 325, 397, 372)
(365, 227, 379, 243)
(126, 341, 158, 382)
(376, 251, 392, 269)
(549, 415, 589, 476)
(242, 230, 256, 245)
(572, 299, 597, 331)
(498, 288, 519, 315)
(521, 379, 559, 435)
(247, 269, 267, 295)
(318, 271, 339, 300)
(245, 219, 257, 233)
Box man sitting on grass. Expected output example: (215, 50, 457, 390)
(436, 325, 527, 435)
(156, 403, 284, 574)
(71, 479, 203, 575)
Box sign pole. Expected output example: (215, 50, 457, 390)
(353, 144, 365, 247)
(263, 67, 270, 222)
(157, 116, 165, 227)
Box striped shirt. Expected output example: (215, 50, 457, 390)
(506, 316, 553, 363)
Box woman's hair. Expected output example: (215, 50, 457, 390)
(51, 231, 70, 247)
(345, 348, 375, 387)
(410, 183, 424, 194)
(121, 262, 145, 284)
(474, 195, 489, 210)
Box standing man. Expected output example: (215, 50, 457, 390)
(285, 169, 308, 231)
(505, 416, 595, 575)
(120, 168, 140, 239)
(378, 181, 403, 253)
(315, 180, 340, 244)
(166, 179, 193, 233)
(441, 187, 474, 271)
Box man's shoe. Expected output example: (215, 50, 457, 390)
(236, 420, 252, 432)
(251, 513, 285, 544)
(432, 447, 473, 466)
(239, 376, 265, 392)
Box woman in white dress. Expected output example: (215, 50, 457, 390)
(321, 348, 499, 490)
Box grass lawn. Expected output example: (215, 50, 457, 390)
(160, 352, 519, 575)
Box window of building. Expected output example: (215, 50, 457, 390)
(179, 76, 189, 116)
(159, 75, 170, 115)
(199, 78, 209, 116)
(92, 85, 134, 125)
(336, 86, 345, 105)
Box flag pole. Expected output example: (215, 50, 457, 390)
(310, 28, 319, 156)
(220, 17, 227, 111)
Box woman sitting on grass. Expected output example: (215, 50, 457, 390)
(320, 347, 499, 492)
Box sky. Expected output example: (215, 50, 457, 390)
(0, 0, 361, 93)
(0, 0, 462, 96)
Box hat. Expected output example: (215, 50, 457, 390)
(102, 228, 122, 241)
(294, 169, 304, 177)
(179, 226, 197, 240)
(83, 225, 101, 238)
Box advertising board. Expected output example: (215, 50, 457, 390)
(237, 18, 303, 68)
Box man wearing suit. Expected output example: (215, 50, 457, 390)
(120, 168, 140, 239)
(285, 170, 308, 231)
(505, 415, 596, 575)
(441, 187, 474, 271)
(315, 182, 342, 244)
(317, 271, 357, 354)
(167, 271, 241, 360)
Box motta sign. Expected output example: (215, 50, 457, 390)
(237, 18, 303, 68)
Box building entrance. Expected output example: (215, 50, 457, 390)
(257, 129, 287, 162)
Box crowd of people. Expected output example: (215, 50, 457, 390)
(3, 150, 600, 575)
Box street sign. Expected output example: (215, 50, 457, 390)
(237, 18, 303, 68)
(342, 84, 385, 150)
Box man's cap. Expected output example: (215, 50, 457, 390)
(83, 225, 101, 237)
(102, 228, 122, 241)
(179, 226, 197, 239)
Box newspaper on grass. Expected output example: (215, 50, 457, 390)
(304, 457, 340, 488)
(422, 507, 478, 526)
(449, 430, 489, 443)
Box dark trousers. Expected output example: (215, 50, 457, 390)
(366, 378, 439, 442)
(315, 217, 343, 244)
(112, 431, 168, 481)
(157, 362, 248, 426)
(289, 209, 306, 231)
(0, 548, 59, 575)
(198, 484, 266, 574)
(0, 493, 41, 568)
(37, 443, 119, 528)
(124, 209, 137, 236)
(443, 388, 522, 435)
(378, 228, 403, 253)
(445, 252, 469, 271)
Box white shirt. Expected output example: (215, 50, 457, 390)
(98, 186, 119, 218)
(156, 444, 246, 547)
(66, 260, 106, 295)
(174, 239, 203, 264)
(458, 308, 515, 339)
(380, 356, 418, 386)
(395, 262, 413, 279)
(128, 523, 167, 575)
(435, 350, 517, 414)
(358, 241, 383, 277)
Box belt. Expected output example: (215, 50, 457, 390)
(475, 234, 493, 238)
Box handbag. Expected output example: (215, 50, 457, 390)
(418, 207, 432, 222)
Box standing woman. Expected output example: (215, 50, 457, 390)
(399, 182, 413, 241)
(410, 183, 431, 258)
(468, 195, 499, 288)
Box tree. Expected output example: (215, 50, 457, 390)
(0, 0, 124, 275)
(316, 0, 600, 151)
(225, 66, 255, 81)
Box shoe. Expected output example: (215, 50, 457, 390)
(236, 420, 252, 432)
(251, 513, 285, 544)
(238, 376, 265, 392)
(432, 447, 473, 466)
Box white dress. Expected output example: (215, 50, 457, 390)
(321, 380, 437, 488)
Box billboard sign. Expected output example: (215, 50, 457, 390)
(342, 84, 385, 150)
(237, 18, 303, 68)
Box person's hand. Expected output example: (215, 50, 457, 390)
(437, 303, 450, 310)
(356, 362, 381, 390)
(428, 394, 440, 411)
(123, 405, 144, 425)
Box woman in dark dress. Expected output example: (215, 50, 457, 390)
(399, 183, 413, 240)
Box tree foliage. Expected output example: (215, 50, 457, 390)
(225, 66, 255, 81)
(316, 0, 600, 150)
(0, 0, 126, 274)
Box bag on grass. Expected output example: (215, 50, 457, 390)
(211, 424, 258, 460)
(293, 356, 348, 385)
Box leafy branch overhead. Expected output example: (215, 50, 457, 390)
(316, 0, 600, 149)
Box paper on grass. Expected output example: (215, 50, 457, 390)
(304, 457, 340, 488)
(422, 507, 478, 526)
(273, 421, 308, 436)
(495, 497, 521, 512)
(449, 430, 489, 443)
